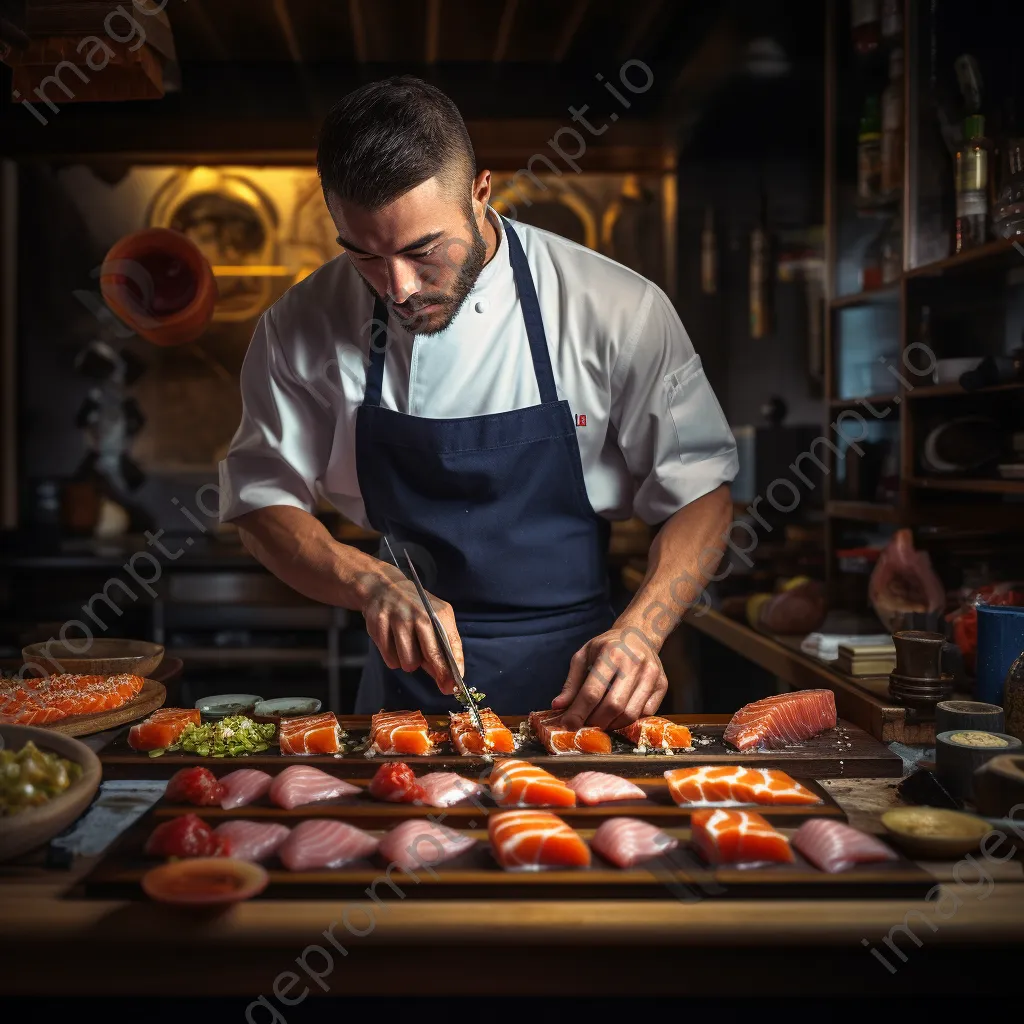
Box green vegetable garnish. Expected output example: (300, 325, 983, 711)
(173, 715, 277, 758)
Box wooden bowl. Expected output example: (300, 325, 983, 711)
(0, 725, 102, 862)
(881, 807, 992, 859)
(22, 638, 165, 679)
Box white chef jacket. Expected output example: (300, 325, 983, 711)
(218, 210, 738, 528)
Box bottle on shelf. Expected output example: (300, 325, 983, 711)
(881, 0, 902, 46)
(955, 114, 992, 252)
(861, 221, 885, 290)
(851, 0, 881, 55)
(881, 47, 904, 198)
(994, 138, 1024, 241)
(881, 214, 902, 283)
(858, 95, 883, 204)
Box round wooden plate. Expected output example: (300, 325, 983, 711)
(44, 678, 167, 737)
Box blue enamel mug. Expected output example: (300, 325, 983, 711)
(975, 605, 1024, 705)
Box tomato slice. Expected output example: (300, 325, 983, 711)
(141, 858, 268, 904)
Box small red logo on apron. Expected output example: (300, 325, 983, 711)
(576, 414, 587, 427)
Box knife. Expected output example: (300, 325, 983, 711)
(383, 537, 487, 739)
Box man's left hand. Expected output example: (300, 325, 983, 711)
(551, 627, 668, 730)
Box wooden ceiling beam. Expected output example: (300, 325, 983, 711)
(272, 0, 304, 63)
(551, 0, 589, 63)
(349, 0, 368, 62)
(425, 0, 441, 65)
(617, 0, 663, 62)
(492, 0, 518, 63)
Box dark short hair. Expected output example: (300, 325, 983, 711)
(316, 76, 476, 212)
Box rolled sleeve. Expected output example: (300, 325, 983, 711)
(613, 284, 738, 525)
(218, 310, 332, 523)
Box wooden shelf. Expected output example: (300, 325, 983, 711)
(905, 238, 1020, 278)
(828, 393, 900, 410)
(826, 501, 900, 523)
(828, 284, 900, 310)
(907, 380, 1024, 399)
(908, 477, 1024, 496)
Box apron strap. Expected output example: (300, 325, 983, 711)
(362, 296, 390, 409)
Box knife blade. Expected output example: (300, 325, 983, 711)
(382, 537, 486, 738)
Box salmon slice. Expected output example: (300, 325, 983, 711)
(528, 709, 612, 755)
(618, 716, 693, 751)
(0, 672, 145, 726)
(128, 708, 201, 751)
(449, 707, 516, 755)
(488, 758, 576, 808)
(368, 710, 434, 756)
(489, 810, 591, 870)
(690, 808, 794, 865)
(278, 713, 343, 755)
(723, 689, 837, 752)
(664, 766, 822, 806)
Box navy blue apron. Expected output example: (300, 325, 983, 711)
(353, 216, 614, 714)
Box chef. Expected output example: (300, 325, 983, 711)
(219, 76, 737, 729)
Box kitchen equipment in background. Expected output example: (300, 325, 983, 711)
(920, 416, 1002, 475)
(21, 638, 164, 679)
(857, 95, 883, 204)
(975, 605, 1024, 705)
(954, 115, 992, 253)
(932, 357, 983, 384)
(935, 700, 1005, 735)
(889, 628, 954, 714)
(959, 348, 1024, 390)
(994, 137, 1024, 239)
(935, 729, 1022, 802)
(947, 582, 1024, 676)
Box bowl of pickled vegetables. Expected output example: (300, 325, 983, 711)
(0, 724, 101, 862)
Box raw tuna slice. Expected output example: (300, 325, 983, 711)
(792, 818, 898, 873)
(617, 717, 693, 751)
(591, 818, 679, 868)
(489, 810, 591, 870)
(418, 773, 484, 808)
(567, 771, 646, 806)
(723, 689, 837, 752)
(268, 765, 362, 810)
(664, 766, 822, 806)
(219, 769, 273, 810)
(690, 809, 794, 865)
(144, 814, 230, 858)
(450, 707, 516, 755)
(377, 820, 477, 872)
(528, 709, 611, 755)
(368, 762, 424, 803)
(278, 820, 379, 871)
(165, 766, 226, 806)
(214, 821, 290, 862)
(488, 759, 576, 808)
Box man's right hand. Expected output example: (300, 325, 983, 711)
(357, 562, 465, 694)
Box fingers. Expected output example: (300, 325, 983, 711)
(642, 679, 667, 717)
(434, 601, 465, 679)
(415, 615, 455, 694)
(551, 643, 591, 711)
(604, 661, 662, 732)
(559, 646, 618, 730)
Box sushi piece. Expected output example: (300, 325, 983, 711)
(617, 717, 693, 751)
(219, 769, 273, 810)
(591, 818, 679, 869)
(213, 821, 290, 862)
(278, 712, 343, 756)
(488, 758, 576, 808)
(418, 772, 484, 808)
(489, 810, 591, 870)
(449, 707, 516, 755)
(369, 762, 425, 803)
(278, 820, 379, 871)
(377, 820, 477, 872)
(268, 765, 362, 810)
(690, 808, 795, 865)
(128, 707, 201, 752)
(528, 709, 612, 755)
(144, 813, 230, 858)
(165, 766, 226, 807)
(368, 710, 434, 756)
(791, 818, 898, 874)
(567, 771, 646, 806)
(664, 766, 822, 806)
(723, 689, 837, 752)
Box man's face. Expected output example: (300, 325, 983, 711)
(327, 173, 489, 336)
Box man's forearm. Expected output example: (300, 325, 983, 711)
(233, 505, 389, 611)
(614, 483, 732, 650)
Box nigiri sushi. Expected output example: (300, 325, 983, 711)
(368, 762, 424, 803)
(489, 810, 591, 870)
(165, 766, 226, 806)
(278, 820, 378, 871)
(417, 772, 485, 808)
(368, 710, 434, 756)
(792, 818, 898, 873)
(144, 813, 230, 858)
(591, 818, 679, 869)
(278, 712, 343, 755)
(213, 821, 290, 862)
(618, 716, 693, 751)
(528, 709, 612, 755)
(449, 707, 516, 755)
(377, 820, 476, 872)
(690, 808, 794, 865)
(488, 758, 576, 808)
(664, 766, 822, 806)
(219, 769, 273, 810)
(268, 765, 362, 810)
(128, 707, 201, 752)
(567, 771, 646, 806)
(723, 689, 836, 752)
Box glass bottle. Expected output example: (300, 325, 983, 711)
(861, 222, 885, 290)
(994, 138, 1024, 241)
(881, 48, 904, 197)
(881, 214, 902, 283)
(851, 0, 881, 55)
(881, 0, 903, 46)
(955, 114, 991, 252)
(858, 96, 883, 204)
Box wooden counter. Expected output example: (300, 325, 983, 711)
(2, 778, 1022, 997)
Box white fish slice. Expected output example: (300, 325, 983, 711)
(214, 820, 290, 861)
(590, 818, 678, 869)
(269, 765, 362, 811)
(567, 771, 646, 806)
(219, 769, 273, 810)
(418, 773, 484, 808)
(378, 820, 476, 872)
(278, 820, 379, 871)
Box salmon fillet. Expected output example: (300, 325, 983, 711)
(618, 716, 693, 750)
(489, 810, 591, 869)
(128, 708, 201, 751)
(528, 709, 612, 755)
(664, 766, 822, 806)
(489, 758, 576, 808)
(690, 808, 794, 865)
(368, 710, 434, 756)
(723, 689, 836, 752)
(449, 707, 516, 755)
(279, 713, 342, 755)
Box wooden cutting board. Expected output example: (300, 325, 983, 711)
(97, 713, 902, 779)
(35, 679, 166, 738)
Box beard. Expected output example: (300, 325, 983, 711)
(357, 215, 489, 337)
